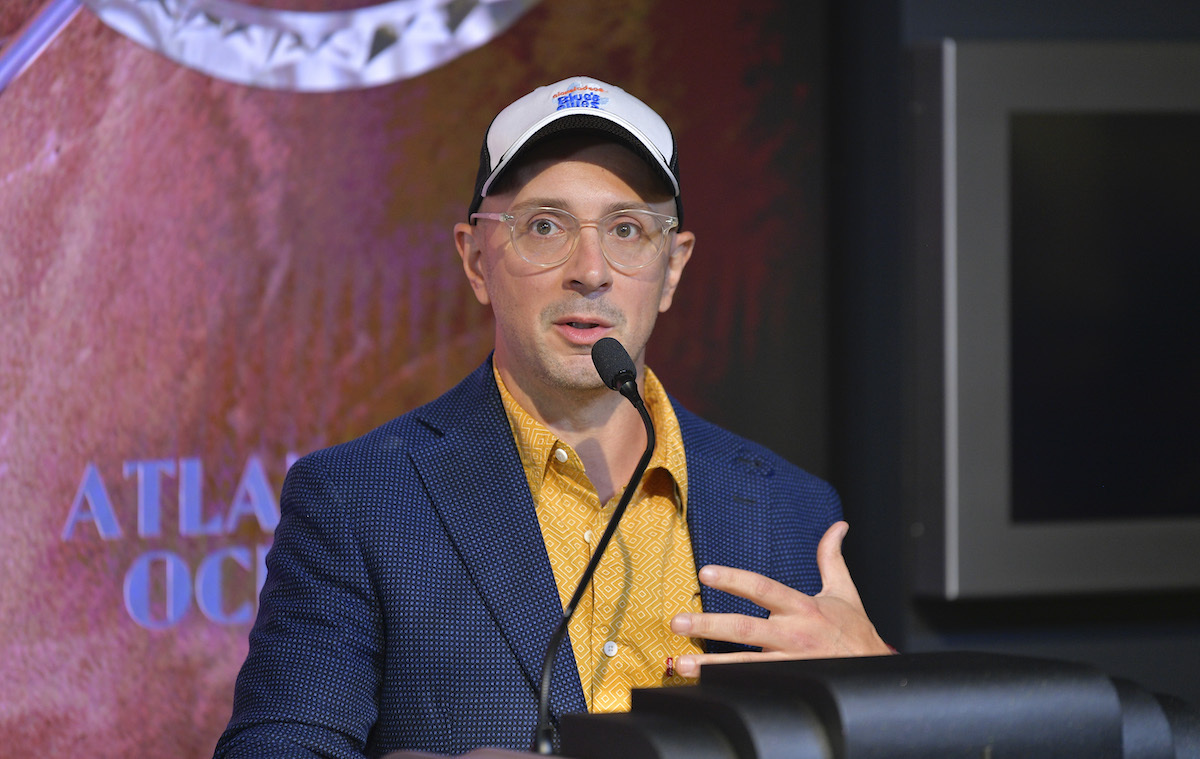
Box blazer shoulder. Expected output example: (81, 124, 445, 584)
(672, 397, 839, 501)
(298, 358, 499, 472)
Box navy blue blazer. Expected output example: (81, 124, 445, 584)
(214, 359, 841, 759)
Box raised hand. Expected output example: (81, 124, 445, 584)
(669, 521, 892, 677)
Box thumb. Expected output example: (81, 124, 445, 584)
(816, 521, 858, 599)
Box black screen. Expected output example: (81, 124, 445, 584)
(1010, 112, 1200, 523)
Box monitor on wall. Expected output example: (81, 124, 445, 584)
(908, 40, 1200, 599)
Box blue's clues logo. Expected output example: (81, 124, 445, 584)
(557, 90, 605, 110)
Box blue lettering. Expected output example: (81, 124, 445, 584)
(224, 455, 279, 533)
(179, 457, 222, 536)
(123, 550, 191, 629)
(62, 463, 122, 540)
(123, 459, 175, 538)
(195, 546, 253, 625)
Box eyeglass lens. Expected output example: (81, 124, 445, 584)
(509, 208, 670, 268)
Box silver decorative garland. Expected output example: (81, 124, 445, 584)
(80, 0, 540, 91)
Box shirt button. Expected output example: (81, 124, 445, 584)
(603, 641, 618, 657)
(583, 530, 594, 543)
(554, 448, 569, 463)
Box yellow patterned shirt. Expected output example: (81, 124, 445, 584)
(495, 365, 705, 713)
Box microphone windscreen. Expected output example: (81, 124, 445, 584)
(591, 337, 636, 390)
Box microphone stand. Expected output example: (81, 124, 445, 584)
(533, 371, 656, 755)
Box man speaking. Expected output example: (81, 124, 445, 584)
(214, 76, 889, 759)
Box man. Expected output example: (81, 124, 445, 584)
(214, 76, 889, 759)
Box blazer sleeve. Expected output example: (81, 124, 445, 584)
(213, 453, 383, 759)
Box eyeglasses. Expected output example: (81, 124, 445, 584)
(470, 207, 679, 270)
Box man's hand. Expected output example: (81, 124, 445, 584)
(669, 521, 892, 678)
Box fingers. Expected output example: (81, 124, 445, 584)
(672, 650, 796, 679)
(693, 521, 860, 608)
(815, 520, 856, 598)
(694, 564, 816, 614)
(671, 610, 775, 650)
(671, 521, 884, 664)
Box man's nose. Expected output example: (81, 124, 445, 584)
(563, 223, 613, 293)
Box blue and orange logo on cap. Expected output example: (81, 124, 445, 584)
(553, 83, 609, 111)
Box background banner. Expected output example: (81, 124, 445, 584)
(0, 1, 827, 755)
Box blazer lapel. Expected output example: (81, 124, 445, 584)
(409, 362, 587, 719)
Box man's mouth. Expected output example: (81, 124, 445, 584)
(554, 318, 613, 344)
(555, 315, 611, 329)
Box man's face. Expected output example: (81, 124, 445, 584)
(456, 137, 694, 400)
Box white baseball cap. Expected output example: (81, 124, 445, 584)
(468, 76, 682, 222)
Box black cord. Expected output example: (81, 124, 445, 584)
(533, 382, 655, 754)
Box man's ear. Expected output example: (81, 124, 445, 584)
(658, 229, 695, 313)
(455, 221, 491, 306)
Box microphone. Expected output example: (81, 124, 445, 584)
(591, 335, 637, 393)
(533, 338, 658, 754)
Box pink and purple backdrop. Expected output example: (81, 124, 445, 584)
(0, 1, 827, 755)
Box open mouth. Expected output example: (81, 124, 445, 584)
(555, 319, 612, 344)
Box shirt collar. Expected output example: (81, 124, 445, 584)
(495, 362, 689, 513)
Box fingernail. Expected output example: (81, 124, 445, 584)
(671, 614, 692, 634)
(698, 565, 717, 583)
(676, 656, 697, 677)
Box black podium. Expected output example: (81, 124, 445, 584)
(386, 652, 1200, 758)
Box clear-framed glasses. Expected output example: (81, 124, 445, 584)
(470, 206, 679, 270)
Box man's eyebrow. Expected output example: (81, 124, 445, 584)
(508, 198, 659, 215)
(601, 200, 658, 215)
(508, 198, 571, 213)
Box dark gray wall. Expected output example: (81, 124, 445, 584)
(828, 0, 1200, 707)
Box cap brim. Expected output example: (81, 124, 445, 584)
(469, 111, 680, 220)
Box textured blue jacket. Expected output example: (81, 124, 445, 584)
(214, 358, 841, 758)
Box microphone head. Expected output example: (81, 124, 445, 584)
(591, 337, 637, 391)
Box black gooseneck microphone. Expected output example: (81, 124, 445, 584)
(533, 337, 658, 754)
